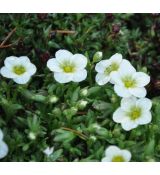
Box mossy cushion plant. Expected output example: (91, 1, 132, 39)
(0, 14, 160, 162)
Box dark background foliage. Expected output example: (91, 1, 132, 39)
(0, 14, 160, 162)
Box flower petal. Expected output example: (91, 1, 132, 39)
(110, 53, 122, 64)
(105, 146, 121, 157)
(72, 69, 87, 82)
(136, 98, 152, 111)
(47, 58, 62, 72)
(13, 73, 31, 84)
(19, 56, 31, 64)
(119, 59, 136, 75)
(129, 87, 147, 98)
(133, 72, 150, 87)
(95, 60, 110, 73)
(0, 141, 8, 159)
(54, 72, 72, 83)
(55, 49, 73, 63)
(121, 120, 138, 131)
(137, 111, 152, 125)
(71, 54, 87, 69)
(26, 63, 37, 75)
(121, 97, 137, 111)
(0, 129, 3, 140)
(111, 72, 123, 86)
(0, 67, 17, 78)
(114, 85, 131, 97)
(101, 156, 112, 162)
(4, 56, 19, 69)
(95, 73, 110, 85)
(121, 150, 131, 162)
(113, 108, 128, 123)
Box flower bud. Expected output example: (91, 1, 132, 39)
(90, 135, 97, 142)
(28, 132, 36, 140)
(93, 51, 103, 63)
(48, 95, 59, 104)
(80, 88, 88, 97)
(77, 100, 88, 110)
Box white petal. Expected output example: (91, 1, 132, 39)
(114, 85, 131, 97)
(71, 54, 87, 69)
(129, 87, 147, 98)
(47, 58, 62, 72)
(0, 129, 3, 140)
(0, 141, 8, 159)
(26, 63, 37, 75)
(101, 156, 112, 162)
(95, 60, 110, 73)
(137, 111, 152, 125)
(136, 98, 152, 111)
(19, 56, 31, 64)
(13, 73, 31, 84)
(0, 67, 17, 78)
(119, 59, 136, 75)
(111, 72, 123, 86)
(72, 69, 87, 82)
(121, 120, 138, 131)
(121, 150, 131, 162)
(133, 72, 150, 87)
(113, 108, 128, 123)
(55, 49, 73, 63)
(105, 146, 121, 157)
(4, 56, 19, 69)
(121, 97, 137, 111)
(54, 72, 72, 83)
(110, 53, 122, 64)
(95, 73, 110, 85)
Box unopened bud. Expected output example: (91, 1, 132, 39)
(93, 51, 103, 63)
(80, 88, 88, 97)
(48, 95, 59, 104)
(28, 132, 36, 140)
(77, 100, 88, 110)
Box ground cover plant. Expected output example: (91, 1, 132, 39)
(0, 13, 160, 162)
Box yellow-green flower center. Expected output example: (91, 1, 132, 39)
(13, 65, 26, 75)
(63, 65, 75, 73)
(112, 155, 125, 162)
(61, 62, 75, 73)
(104, 62, 119, 75)
(122, 76, 137, 88)
(128, 107, 142, 120)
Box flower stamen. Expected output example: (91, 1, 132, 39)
(105, 62, 119, 75)
(13, 65, 26, 75)
(122, 76, 137, 88)
(128, 107, 142, 120)
(112, 155, 125, 162)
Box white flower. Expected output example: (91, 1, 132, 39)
(101, 145, 131, 162)
(0, 129, 8, 159)
(47, 49, 87, 83)
(0, 56, 37, 84)
(43, 147, 54, 157)
(111, 62, 150, 98)
(113, 97, 152, 131)
(95, 53, 132, 85)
